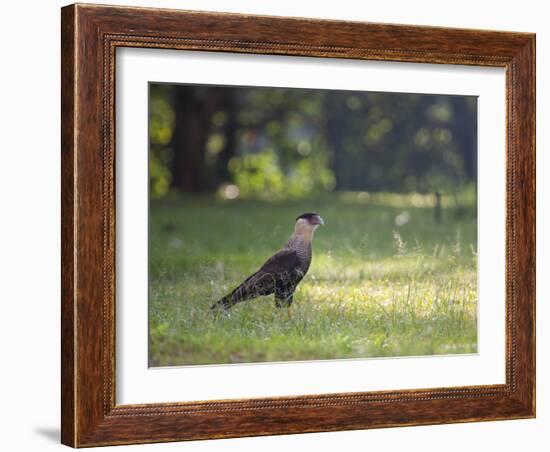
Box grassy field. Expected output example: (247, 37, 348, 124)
(149, 192, 477, 367)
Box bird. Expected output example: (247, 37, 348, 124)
(210, 212, 324, 313)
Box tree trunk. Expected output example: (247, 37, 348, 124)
(170, 87, 224, 192)
(450, 97, 478, 182)
(216, 89, 238, 184)
(324, 93, 347, 190)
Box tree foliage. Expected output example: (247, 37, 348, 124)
(149, 84, 476, 200)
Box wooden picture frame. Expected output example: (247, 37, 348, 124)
(61, 3, 535, 447)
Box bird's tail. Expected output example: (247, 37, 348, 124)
(210, 295, 236, 311)
(210, 284, 255, 311)
(210, 273, 260, 311)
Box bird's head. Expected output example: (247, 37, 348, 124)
(294, 212, 325, 237)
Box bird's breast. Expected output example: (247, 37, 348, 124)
(285, 235, 313, 271)
(295, 244, 312, 270)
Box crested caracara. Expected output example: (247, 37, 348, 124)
(211, 212, 324, 311)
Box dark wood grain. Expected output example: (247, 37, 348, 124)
(60, 5, 76, 446)
(61, 3, 536, 447)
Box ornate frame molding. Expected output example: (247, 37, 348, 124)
(61, 4, 535, 447)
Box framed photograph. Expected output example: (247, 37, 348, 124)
(61, 3, 535, 447)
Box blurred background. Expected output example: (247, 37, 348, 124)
(149, 83, 477, 207)
(148, 83, 478, 366)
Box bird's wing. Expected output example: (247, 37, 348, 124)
(235, 249, 300, 295)
(212, 249, 300, 309)
(258, 248, 301, 274)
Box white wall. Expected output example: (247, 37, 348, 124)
(1, 1, 545, 451)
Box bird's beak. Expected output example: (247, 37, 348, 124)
(314, 215, 325, 226)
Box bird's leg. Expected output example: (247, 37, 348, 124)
(281, 294, 294, 320)
(275, 285, 294, 319)
(285, 294, 294, 320)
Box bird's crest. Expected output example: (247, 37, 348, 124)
(296, 212, 320, 222)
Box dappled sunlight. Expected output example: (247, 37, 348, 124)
(310, 252, 475, 282)
(149, 196, 477, 366)
(147, 81, 479, 366)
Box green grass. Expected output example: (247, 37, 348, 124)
(149, 192, 477, 366)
